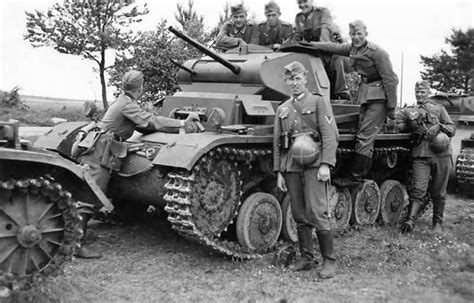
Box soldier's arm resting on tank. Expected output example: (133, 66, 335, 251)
(216, 23, 240, 49)
(121, 101, 184, 132)
(316, 97, 339, 167)
(438, 106, 456, 137)
(302, 42, 352, 56)
(373, 49, 399, 110)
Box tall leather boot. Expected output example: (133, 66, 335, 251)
(332, 154, 371, 187)
(291, 227, 316, 271)
(76, 214, 102, 259)
(316, 230, 336, 279)
(401, 201, 423, 233)
(432, 200, 445, 232)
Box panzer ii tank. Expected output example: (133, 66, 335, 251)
(33, 27, 412, 259)
(0, 121, 113, 286)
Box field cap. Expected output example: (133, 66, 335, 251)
(265, 1, 280, 14)
(415, 80, 430, 90)
(122, 70, 144, 91)
(284, 61, 307, 78)
(231, 4, 246, 16)
(349, 20, 367, 32)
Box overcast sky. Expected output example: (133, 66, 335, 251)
(0, 0, 472, 105)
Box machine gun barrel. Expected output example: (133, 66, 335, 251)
(168, 26, 241, 75)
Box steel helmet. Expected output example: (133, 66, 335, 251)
(290, 134, 319, 166)
(429, 132, 450, 153)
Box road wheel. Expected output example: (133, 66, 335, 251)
(236, 193, 282, 251)
(379, 180, 408, 225)
(280, 194, 297, 243)
(329, 185, 352, 232)
(350, 180, 381, 225)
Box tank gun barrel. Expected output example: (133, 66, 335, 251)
(168, 26, 241, 75)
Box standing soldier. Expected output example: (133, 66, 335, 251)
(273, 61, 339, 278)
(73, 70, 200, 258)
(257, 1, 293, 50)
(293, 0, 350, 99)
(216, 4, 259, 50)
(301, 20, 399, 184)
(396, 81, 456, 233)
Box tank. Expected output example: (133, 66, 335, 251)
(34, 27, 412, 260)
(0, 121, 113, 285)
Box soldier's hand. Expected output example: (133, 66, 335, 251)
(386, 118, 396, 130)
(386, 108, 396, 120)
(317, 164, 331, 182)
(427, 124, 441, 139)
(185, 112, 200, 122)
(184, 121, 198, 133)
(277, 172, 287, 192)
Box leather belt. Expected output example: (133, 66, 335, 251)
(361, 76, 382, 83)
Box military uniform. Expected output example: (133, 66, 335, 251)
(215, 21, 260, 50)
(293, 6, 348, 99)
(396, 100, 455, 227)
(306, 41, 398, 160)
(257, 20, 293, 49)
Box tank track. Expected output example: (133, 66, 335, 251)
(0, 178, 83, 288)
(164, 145, 409, 259)
(456, 147, 474, 196)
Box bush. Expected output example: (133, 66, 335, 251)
(0, 86, 29, 109)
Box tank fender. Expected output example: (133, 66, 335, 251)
(0, 148, 114, 212)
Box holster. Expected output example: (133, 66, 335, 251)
(358, 81, 386, 103)
(100, 137, 127, 171)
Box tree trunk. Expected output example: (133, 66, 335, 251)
(100, 48, 108, 110)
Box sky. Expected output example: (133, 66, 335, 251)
(0, 0, 473, 105)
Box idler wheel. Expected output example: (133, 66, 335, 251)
(378, 180, 408, 225)
(328, 185, 352, 232)
(350, 180, 381, 225)
(236, 193, 282, 251)
(280, 194, 297, 243)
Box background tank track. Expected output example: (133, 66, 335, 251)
(456, 147, 474, 196)
(164, 144, 410, 259)
(0, 178, 83, 287)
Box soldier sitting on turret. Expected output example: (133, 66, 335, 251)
(216, 4, 259, 50)
(257, 1, 293, 50)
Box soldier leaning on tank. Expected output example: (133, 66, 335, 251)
(301, 20, 399, 185)
(215, 4, 259, 51)
(293, 0, 350, 100)
(72, 70, 200, 258)
(396, 81, 456, 233)
(273, 61, 339, 278)
(257, 1, 293, 50)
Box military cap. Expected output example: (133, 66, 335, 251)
(265, 1, 280, 14)
(349, 20, 367, 33)
(415, 80, 430, 90)
(230, 3, 246, 16)
(122, 70, 144, 91)
(283, 61, 307, 77)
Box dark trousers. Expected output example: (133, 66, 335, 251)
(355, 102, 387, 157)
(410, 156, 452, 213)
(323, 54, 349, 96)
(284, 167, 331, 231)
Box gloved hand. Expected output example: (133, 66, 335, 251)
(184, 112, 200, 133)
(427, 124, 441, 140)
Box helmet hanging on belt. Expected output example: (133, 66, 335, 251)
(429, 132, 450, 153)
(290, 134, 319, 166)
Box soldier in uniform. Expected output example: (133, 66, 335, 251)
(396, 81, 456, 233)
(257, 1, 293, 50)
(273, 61, 339, 278)
(74, 70, 200, 258)
(293, 0, 350, 100)
(215, 4, 259, 50)
(301, 20, 399, 184)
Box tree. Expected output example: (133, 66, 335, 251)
(420, 28, 474, 94)
(24, 0, 149, 109)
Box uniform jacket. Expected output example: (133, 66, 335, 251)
(305, 41, 399, 109)
(396, 101, 456, 157)
(294, 6, 335, 43)
(257, 20, 293, 48)
(273, 89, 339, 172)
(98, 93, 183, 141)
(215, 21, 260, 50)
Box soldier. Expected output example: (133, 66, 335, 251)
(396, 81, 456, 233)
(73, 70, 200, 258)
(301, 20, 399, 184)
(293, 0, 350, 99)
(257, 1, 293, 50)
(273, 61, 339, 278)
(215, 4, 259, 50)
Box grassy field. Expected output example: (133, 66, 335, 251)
(6, 195, 473, 303)
(0, 103, 84, 127)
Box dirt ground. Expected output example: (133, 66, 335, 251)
(4, 195, 474, 303)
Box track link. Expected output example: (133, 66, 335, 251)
(456, 147, 474, 196)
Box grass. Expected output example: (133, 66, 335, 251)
(5, 195, 473, 302)
(0, 104, 84, 126)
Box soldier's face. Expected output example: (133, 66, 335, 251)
(415, 88, 430, 103)
(285, 73, 307, 95)
(297, 0, 313, 14)
(265, 12, 280, 26)
(232, 13, 247, 28)
(350, 29, 368, 48)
